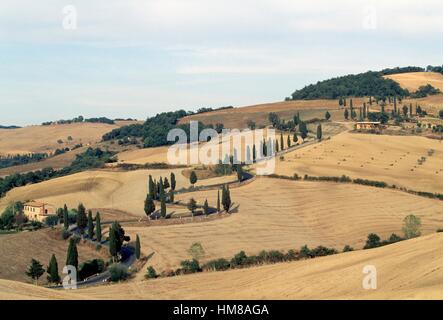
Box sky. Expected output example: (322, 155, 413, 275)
(0, 0, 442, 126)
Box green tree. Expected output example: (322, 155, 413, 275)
(299, 122, 308, 140)
(145, 266, 157, 279)
(66, 238, 78, 271)
(108, 221, 129, 260)
(203, 199, 209, 215)
(293, 132, 298, 144)
(144, 194, 155, 217)
(47, 254, 60, 284)
(344, 108, 349, 120)
(325, 111, 331, 120)
(63, 204, 69, 230)
(190, 171, 198, 186)
(170, 172, 176, 191)
(135, 234, 141, 260)
(316, 124, 322, 140)
(26, 259, 45, 285)
(163, 177, 170, 189)
(217, 190, 221, 213)
(252, 144, 257, 163)
(402, 214, 421, 239)
(87, 210, 94, 240)
(222, 184, 232, 213)
(76, 203, 87, 232)
(169, 189, 175, 203)
(160, 193, 167, 218)
(287, 134, 291, 148)
(236, 165, 243, 182)
(188, 198, 197, 215)
(280, 133, 284, 151)
(403, 105, 409, 117)
(95, 212, 102, 243)
(188, 242, 205, 260)
(275, 139, 279, 153)
(364, 233, 381, 249)
(148, 175, 155, 196)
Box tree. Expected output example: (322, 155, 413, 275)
(188, 198, 197, 215)
(402, 105, 409, 117)
(169, 189, 175, 203)
(252, 144, 257, 163)
(163, 177, 170, 189)
(95, 212, 102, 243)
(338, 97, 343, 106)
(160, 193, 167, 218)
(236, 165, 243, 182)
(109, 221, 129, 260)
(217, 190, 221, 213)
(144, 194, 155, 218)
(47, 254, 60, 284)
(439, 110, 443, 119)
(287, 134, 291, 148)
(280, 133, 284, 150)
(188, 242, 205, 260)
(76, 203, 87, 232)
(325, 111, 331, 120)
(26, 259, 45, 284)
(148, 175, 155, 196)
(170, 172, 176, 191)
(316, 124, 322, 140)
(203, 199, 209, 216)
(222, 184, 232, 213)
(275, 139, 279, 152)
(268, 112, 280, 127)
(344, 108, 349, 120)
(87, 210, 94, 239)
(364, 233, 381, 249)
(402, 214, 421, 239)
(299, 122, 308, 140)
(135, 234, 141, 260)
(66, 238, 78, 271)
(63, 204, 69, 230)
(190, 171, 198, 186)
(247, 120, 256, 130)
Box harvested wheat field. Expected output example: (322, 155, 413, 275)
(2, 233, 443, 300)
(0, 121, 133, 156)
(179, 99, 363, 128)
(0, 228, 109, 284)
(0, 168, 236, 216)
(119, 177, 443, 272)
(274, 132, 443, 193)
(384, 72, 443, 92)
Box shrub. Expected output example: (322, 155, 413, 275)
(180, 259, 201, 274)
(109, 264, 129, 282)
(145, 266, 158, 279)
(402, 214, 422, 239)
(343, 245, 354, 252)
(230, 251, 248, 267)
(299, 245, 312, 258)
(202, 259, 231, 272)
(310, 246, 338, 257)
(78, 259, 105, 281)
(44, 215, 59, 227)
(364, 233, 381, 249)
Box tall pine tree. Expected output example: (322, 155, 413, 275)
(95, 212, 102, 243)
(47, 254, 60, 284)
(63, 204, 69, 230)
(66, 238, 78, 271)
(135, 234, 141, 260)
(76, 203, 87, 232)
(87, 210, 94, 240)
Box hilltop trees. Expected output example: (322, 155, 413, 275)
(26, 259, 45, 285)
(47, 254, 60, 284)
(66, 238, 79, 271)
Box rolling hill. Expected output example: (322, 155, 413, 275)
(384, 72, 443, 92)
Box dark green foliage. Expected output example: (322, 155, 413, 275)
(180, 259, 201, 274)
(187, 198, 197, 214)
(108, 222, 130, 259)
(217, 190, 221, 212)
(231, 251, 248, 268)
(364, 233, 381, 249)
(144, 194, 155, 217)
(170, 172, 176, 190)
(44, 215, 59, 227)
(236, 165, 244, 182)
(69, 148, 115, 172)
(63, 204, 69, 230)
(202, 258, 231, 272)
(343, 245, 354, 252)
(190, 171, 198, 186)
(367, 112, 389, 124)
(344, 108, 349, 120)
(66, 238, 79, 271)
(0, 153, 48, 170)
(109, 264, 129, 282)
(46, 254, 60, 284)
(26, 258, 45, 283)
(76, 203, 87, 231)
(78, 259, 105, 281)
(299, 122, 308, 139)
(439, 110, 443, 119)
(299, 245, 312, 258)
(87, 210, 94, 239)
(95, 212, 102, 243)
(410, 84, 440, 98)
(268, 112, 280, 127)
(203, 199, 209, 216)
(221, 185, 232, 212)
(316, 124, 322, 140)
(146, 266, 158, 279)
(135, 234, 141, 260)
(325, 111, 331, 120)
(160, 193, 166, 218)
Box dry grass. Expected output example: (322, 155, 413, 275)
(0, 228, 109, 284)
(273, 131, 443, 193)
(384, 72, 443, 92)
(2, 233, 443, 299)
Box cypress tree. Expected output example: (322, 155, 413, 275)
(170, 172, 176, 191)
(275, 139, 279, 153)
(236, 165, 243, 182)
(252, 144, 256, 163)
(26, 259, 45, 285)
(66, 238, 78, 271)
(203, 199, 209, 216)
(299, 122, 308, 139)
(63, 204, 69, 230)
(87, 210, 94, 240)
(144, 194, 155, 217)
(169, 189, 175, 203)
(293, 132, 298, 144)
(76, 203, 87, 232)
(287, 134, 291, 148)
(217, 189, 221, 213)
(135, 234, 141, 260)
(148, 175, 155, 197)
(163, 177, 170, 189)
(280, 133, 284, 150)
(222, 184, 232, 213)
(160, 193, 166, 219)
(343, 98, 347, 107)
(317, 124, 322, 140)
(190, 171, 198, 186)
(344, 108, 349, 120)
(47, 254, 60, 284)
(350, 98, 353, 109)
(95, 212, 102, 243)
(109, 224, 117, 259)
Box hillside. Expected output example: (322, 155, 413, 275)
(0, 121, 135, 156)
(2, 233, 443, 299)
(384, 72, 443, 92)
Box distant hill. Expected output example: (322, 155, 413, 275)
(0, 125, 20, 129)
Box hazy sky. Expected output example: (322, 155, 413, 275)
(1, 0, 442, 126)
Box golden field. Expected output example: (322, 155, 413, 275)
(384, 72, 443, 92)
(1, 233, 443, 300)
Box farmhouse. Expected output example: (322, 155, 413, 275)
(23, 201, 55, 222)
(354, 121, 382, 131)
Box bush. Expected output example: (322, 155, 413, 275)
(44, 215, 59, 227)
(402, 214, 421, 239)
(230, 251, 248, 267)
(299, 245, 312, 258)
(109, 264, 129, 282)
(310, 246, 338, 257)
(180, 259, 201, 274)
(364, 233, 381, 249)
(202, 259, 231, 272)
(343, 245, 354, 252)
(145, 266, 158, 279)
(78, 259, 105, 281)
